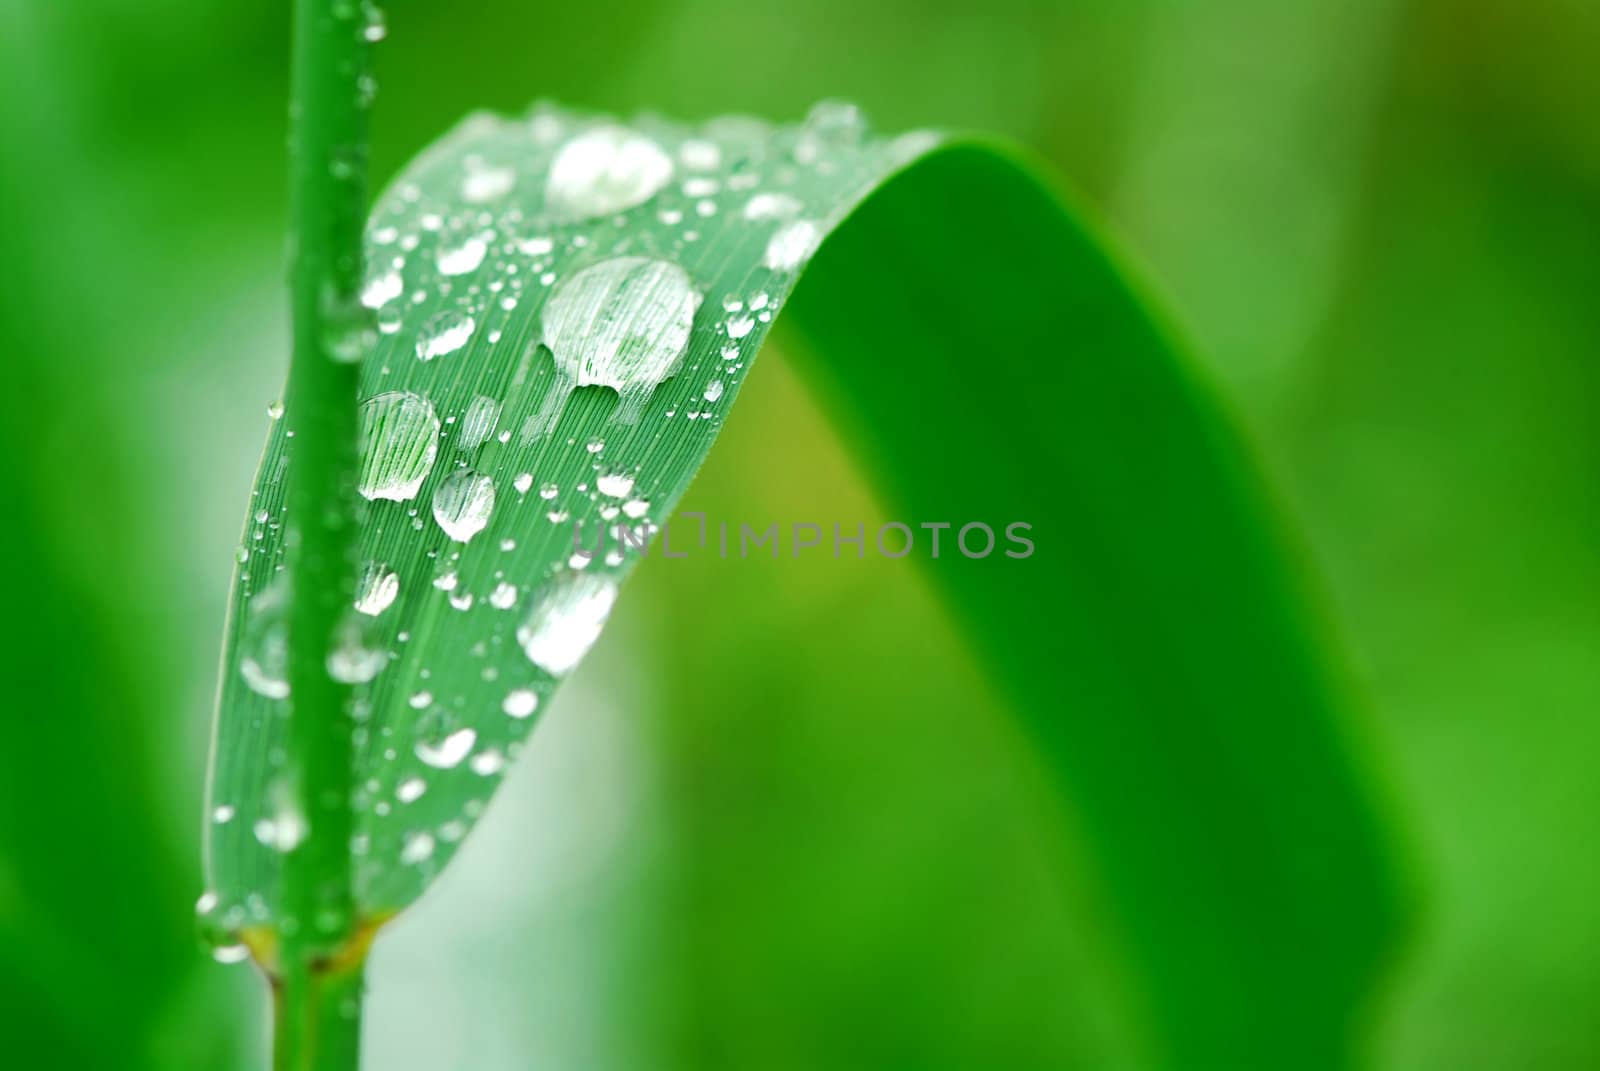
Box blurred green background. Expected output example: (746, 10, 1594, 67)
(1, 0, 1595, 1067)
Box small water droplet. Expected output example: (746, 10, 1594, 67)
(400, 830, 436, 864)
(596, 472, 635, 498)
(703, 380, 724, 402)
(743, 192, 803, 220)
(361, 268, 403, 309)
(327, 615, 387, 683)
(503, 688, 539, 718)
(239, 584, 290, 699)
(213, 804, 236, 824)
(457, 395, 501, 449)
(213, 943, 251, 965)
(432, 469, 496, 542)
(415, 309, 475, 360)
(470, 749, 506, 776)
(763, 219, 821, 272)
(489, 582, 518, 609)
(462, 163, 515, 203)
(354, 562, 399, 616)
(396, 777, 426, 803)
(513, 472, 534, 495)
(416, 727, 476, 769)
(436, 234, 488, 276)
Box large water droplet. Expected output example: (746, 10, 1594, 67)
(517, 573, 618, 676)
(415, 309, 475, 360)
(358, 392, 440, 501)
(546, 125, 673, 220)
(531, 257, 700, 433)
(432, 469, 496, 542)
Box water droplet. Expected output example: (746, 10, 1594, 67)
(763, 219, 821, 272)
(361, 268, 403, 309)
(470, 749, 506, 776)
(239, 584, 290, 699)
(457, 395, 501, 449)
(502, 688, 539, 718)
(489, 582, 518, 609)
(679, 139, 722, 170)
(213, 944, 251, 965)
(358, 392, 440, 501)
(361, 1, 387, 42)
(267, 400, 285, 419)
(213, 804, 236, 824)
(703, 380, 724, 402)
(400, 830, 436, 865)
(436, 234, 488, 276)
(539, 482, 559, 500)
(327, 615, 387, 683)
(547, 125, 673, 220)
(795, 100, 865, 164)
(408, 689, 434, 709)
(512, 472, 534, 495)
(517, 573, 618, 676)
(432, 469, 495, 542)
(596, 472, 635, 498)
(462, 163, 515, 203)
(416, 727, 476, 769)
(727, 314, 755, 340)
(396, 777, 426, 803)
(743, 192, 803, 220)
(415, 309, 475, 359)
(622, 498, 650, 519)
(531, 257, 701, 432)
(354, 562, 399, 616)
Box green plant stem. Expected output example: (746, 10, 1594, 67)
(274, 958, 367, 1071)
(279, 0, 371, 1068)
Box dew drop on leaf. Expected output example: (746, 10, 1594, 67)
(415, 727, 476, 769)
(436, 234, 488, 276)
(353, 561, 399, 616)
(546, 125, 673, 220)
(502, 688, 538, 719)
(516, 572, 618, 676)
(763, 219, 821, 272)
(529, 256, 701, 433)
(415, 309, 475, 360)
(431, 469, 496, 542)
(358, 391, 440, 501)
(238, 584, 290, 699)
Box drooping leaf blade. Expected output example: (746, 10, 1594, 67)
(204, 102, 1404, 1066)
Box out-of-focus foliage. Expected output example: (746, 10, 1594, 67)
(0, 0, 1595, 1068)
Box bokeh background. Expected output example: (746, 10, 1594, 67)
(1, 0, 1596, 1067)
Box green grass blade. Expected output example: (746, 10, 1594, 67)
(204, 102, 1403, 1065)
